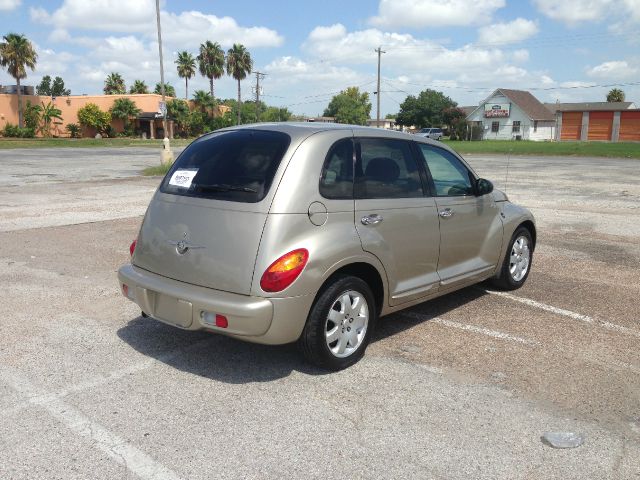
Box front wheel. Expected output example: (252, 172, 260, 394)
(298, 275, 376, 370)
(491, 227, 533, 290)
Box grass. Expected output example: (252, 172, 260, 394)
(0, 137, 193, 149)
(443, 140, 640, 159)
(143, 163, 172, 176)
(2, 136, 639, 160)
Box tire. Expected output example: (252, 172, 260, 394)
(298, 275, 376, 371)
(491, 226, 533, 290)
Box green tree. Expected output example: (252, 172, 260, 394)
(262, 106, 292, 122)
(23, 100, 42, 130)
(129, 79, 149, 94)
(77, 103, 112, 135)
(0, 33, 38, 128)
(323, 86, 372, 125)
(175, 51, 196, 100)
(110, 98, 141, 134)
(36, 75, 52, 95)
(37, 75, 70, 96)
(51, 76, 70, 96)
(226, 43, 253, 125)
(154, 82, 176, 97)
(442, 107, 467, 139)
(197, 40, 225, 100)
(606, 88, 625, 102)
(166, 98, 190, 136)
(396, 89, 457, 129)
(192, 89, 214, 114)
(103, 72, 126, 95)
(66, 123, 81, 138)
(38, 101, 63, 137)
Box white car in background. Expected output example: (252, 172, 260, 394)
(416, 128, 443, 140)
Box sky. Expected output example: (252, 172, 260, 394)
(1, 0, 639, 117)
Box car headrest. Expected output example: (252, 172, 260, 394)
(364, 157, 400, 183)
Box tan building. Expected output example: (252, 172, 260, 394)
(0, 93, 175, 138)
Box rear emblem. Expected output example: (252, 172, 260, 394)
(167, 234, 205, 255)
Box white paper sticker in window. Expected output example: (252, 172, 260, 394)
(169, 169, 198, 188)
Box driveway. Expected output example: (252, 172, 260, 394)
(1, 148, 638, 479)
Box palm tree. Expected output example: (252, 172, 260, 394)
(129, 80, 149, 94)
(154, 82, 176, 98)
(192, 90, 214, 114)
(38, 101, 63, 137)
(0, 33, 38, 128)
(197, 41, 225, 100)
(226, 43, 253, 125)
(606, 88, 625, 103)
(110, 98, 141, 133)
(175, 51, 196, 100)
(104, 72, 126, 95)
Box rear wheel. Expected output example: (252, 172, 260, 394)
(491, 227, 533, 290)
(299, 275, 376, 370)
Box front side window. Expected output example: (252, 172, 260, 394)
(491, 121, 500, 133)
(417, 144, 474, 197)
(512, 121, 521, 133)
(160, 129, 290, 203)
(355, 138, 423, 199)
(320, 138, 354, 199)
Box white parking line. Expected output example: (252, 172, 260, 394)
(1, 366, 185, 480)
(484, 290, 640, 338)
(398, 311, 540, 346)
(6, 336, 215, 416)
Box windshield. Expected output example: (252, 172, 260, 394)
(160, 129, 291, 203)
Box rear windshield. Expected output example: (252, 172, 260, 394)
(160, 129, 291, 203)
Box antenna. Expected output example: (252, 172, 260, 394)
(504, 149, 512, 195)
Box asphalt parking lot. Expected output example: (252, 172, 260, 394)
(0, 146, 639, 479)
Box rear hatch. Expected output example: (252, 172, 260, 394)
(133, 129, 291, 295)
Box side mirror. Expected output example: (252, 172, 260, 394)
(475, 178, 494, 196)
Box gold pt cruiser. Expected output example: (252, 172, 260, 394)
(118, 123, 535, 370)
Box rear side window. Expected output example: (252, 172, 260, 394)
(355, 138, 423, 199)
(319, 138, 354, 199)
(160, 129, 290, 203)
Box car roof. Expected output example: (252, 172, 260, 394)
(204, 121, 454, 153)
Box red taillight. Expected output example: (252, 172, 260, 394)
(215, 314, 228, 328)
(260, 249, 309, 292)
(129, 239, 137, 256)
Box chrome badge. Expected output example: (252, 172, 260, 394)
(167, 233, 205, 255)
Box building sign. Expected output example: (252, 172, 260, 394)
(484, 103, 510, 118)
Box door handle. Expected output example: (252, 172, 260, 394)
(361, 214, 383, 225)
(438, 208, 454, 218)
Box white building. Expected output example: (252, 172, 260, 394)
(466, 89, 556, 141)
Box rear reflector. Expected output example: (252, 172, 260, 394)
(122, 284, 129, 297)
(201, 311, 228, 329)
(129, 239, 137, 256)
(215, 314, 228, 328)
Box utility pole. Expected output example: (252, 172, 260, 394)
(375, 46, 386, 128)
(254, 71, 266, 123)
(155, 0, 172, 163)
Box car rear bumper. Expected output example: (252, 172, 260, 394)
(117, 264, 314, 345)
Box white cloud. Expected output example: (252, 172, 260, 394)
(30, 1, 284, 49)
(477, 18, 539, 45)
(303, 25, 509, 75)
(159, 11, 284, 49)
(512, 49, 530, 63)
(30, 0, 158, 32)
(369, 0, 506, 28)
(533, 0, 615, 25)
(0, 0, 20, 10)
(587, 60, 639, 79)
